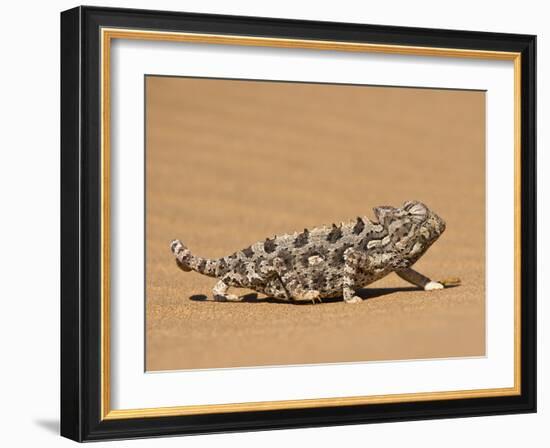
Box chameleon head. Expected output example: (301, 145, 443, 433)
(373, 200, 446, 264)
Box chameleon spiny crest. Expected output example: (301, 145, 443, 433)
(171, 200, 457, 304)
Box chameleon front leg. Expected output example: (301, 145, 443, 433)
(342, 248, 368, 304)
(396, 267, 443, 291)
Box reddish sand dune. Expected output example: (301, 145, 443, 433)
(145, 76, 485, 371)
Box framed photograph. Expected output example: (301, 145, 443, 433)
(60, 6, 536, 442)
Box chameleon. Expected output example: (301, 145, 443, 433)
(170, 200, 459, 304)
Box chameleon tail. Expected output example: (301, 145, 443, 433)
(170, 239, 218, 277)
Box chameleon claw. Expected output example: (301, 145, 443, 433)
(302, 290, 321, 304)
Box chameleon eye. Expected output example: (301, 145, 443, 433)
(408, 203, 428, 219)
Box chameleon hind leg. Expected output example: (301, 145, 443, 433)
(396, 267, 443, 291)
(212, 280, 242, 302)
(213, 259, 291, 302)
(271, 258, 322, 303)
(211, 260, 274, 302)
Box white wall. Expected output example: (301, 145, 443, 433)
(0, 1, 545, 446)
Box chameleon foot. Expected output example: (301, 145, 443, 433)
(300, 290, 321, 304)
(424, 281, 444, 291)
(344, 295, 363, 304)
(212, 280, 241, 301)
(213, 293, 241, 302)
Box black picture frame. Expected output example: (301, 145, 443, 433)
(61, 5, 536, 442)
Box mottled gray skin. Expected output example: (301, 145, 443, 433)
(170, 200, 447, 303)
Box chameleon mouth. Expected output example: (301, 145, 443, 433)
(170, 239, 182, 254)
(437, 217, 446, 235)
(428, 215, 446, 237)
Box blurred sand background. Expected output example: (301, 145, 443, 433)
(145, 76, 485, 371)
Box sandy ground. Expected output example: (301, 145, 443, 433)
(145, 76, 485, 371)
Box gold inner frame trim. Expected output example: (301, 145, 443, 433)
(100, 27, 522, 420)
